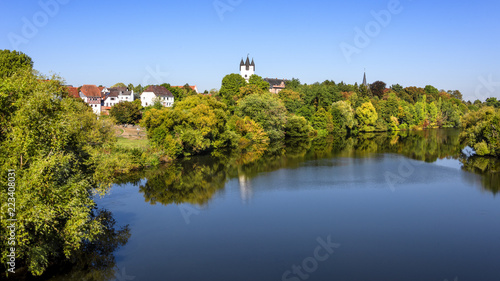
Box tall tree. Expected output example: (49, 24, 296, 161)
(219, 73, 247, 108)
(0, 68, 118, 276)
(370, 81, 387, 99)
(0, 49, 33, 78)
(235, 93, 288, 140)
(248, 74, 270, 91)
(356, 101, 378, 131)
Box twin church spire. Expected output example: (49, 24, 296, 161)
(240, 55, 255, 71)
(240, 55, 255, 82)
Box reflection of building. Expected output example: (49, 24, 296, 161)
(238, 174, 253, 203)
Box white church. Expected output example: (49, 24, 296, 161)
(240, 56, 287, 94)
(239, 56, 255, 82)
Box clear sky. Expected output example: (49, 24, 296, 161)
(1, 0, 499, 101)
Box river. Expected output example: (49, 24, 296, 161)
(47, 129, 500, 281)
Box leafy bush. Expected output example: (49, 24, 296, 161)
(235, 93, 288, 140)
(285, 115, 314, 138)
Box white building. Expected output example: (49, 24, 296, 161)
(141, 85, 174, 107)
(240, 56, 255, 82)
(103, 87, 135, 107)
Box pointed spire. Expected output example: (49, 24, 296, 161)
(362, 70, 367, 87)
(251, 58, 255, 71)
(240, 58, 244, 67)
(245, 56, 250, 70)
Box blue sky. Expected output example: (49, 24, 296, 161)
(1, 0, 499, 101)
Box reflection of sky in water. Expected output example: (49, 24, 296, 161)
(433, 157, 463, 170)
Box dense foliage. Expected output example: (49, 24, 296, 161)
(0, 50, 33, 79)
(142, 73, 477, 160)
(460, 107, 500, 157)
(109, 100, 142, 124)
(0, 50, 134, 277)
(0, 71, 120, 275)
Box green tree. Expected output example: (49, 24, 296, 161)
(133, 84, 144, 95)
(460, 107, 500, 157)
(312, 107, 334, 134)
(486, 97, 500, 108)
(0, 49, 33, 78)
(278, 89, 304, 114)
(356, 101, 378, 131)
(109, 101, 142, 124)
(285, 78, 301, 89)
(235, 93, 288, 140)
(142, 95, 230, 156)
(248, 74, 270, 91)
(424, 85, 439, 101)
(0, 69, 118, 276)
(285, 115, 314, 138)
(449, 90, 463, 100)
(405, 86, 426, 103)
(219, 73, 247, 108)
(331, 101, 355, 132)
(111, 82, 127, 88)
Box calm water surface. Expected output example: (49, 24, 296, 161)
(54, 129, 500, 281)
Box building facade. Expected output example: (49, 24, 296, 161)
(79, 84, 103, 114)
(141, 85, 174, 107)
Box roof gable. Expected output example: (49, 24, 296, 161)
(144, 85, 173, 97)
(80, 85, 102, 97)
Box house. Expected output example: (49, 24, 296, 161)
(170, 85, 199, 94)
(103, 89, 120, 107)
(264, 78, 287, 94)
(103, 87, 134, 106)
(141, 85, 174, 107)
(118, 89, 134, 102)
(79, 85, 102, 114)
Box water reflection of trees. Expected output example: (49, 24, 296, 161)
(139, 156, 228, 206)
(8, 210, 131, 281)
(460, 155, 500, 194)
(131, 129, 500, 205)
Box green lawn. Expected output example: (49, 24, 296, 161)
(116, 137, 150, 150)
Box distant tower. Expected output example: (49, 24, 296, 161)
(240, 55, 255, 82)
(362, 70, 368, 87)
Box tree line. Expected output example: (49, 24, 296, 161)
(142, 72, 498, 158)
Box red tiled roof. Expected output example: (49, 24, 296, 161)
(98, 86, 105, 92)
(66, 86, 79, 98)
(171, 85, 197, 91)
(80, 85, 101, 98)
(145, 85, 173, 97)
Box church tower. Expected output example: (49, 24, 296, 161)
(240, 55, 255, 82)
